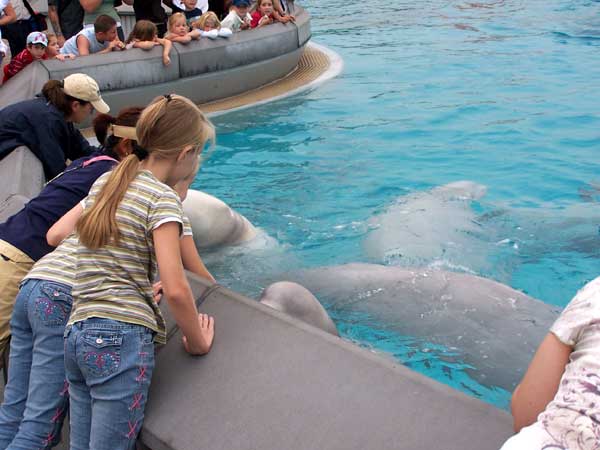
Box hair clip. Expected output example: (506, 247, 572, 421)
(164, 94, 173, 102)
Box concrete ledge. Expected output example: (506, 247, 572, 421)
(0, 146, 45, 222)
(0, 8, 311, 111)
(99, 46, 304, 114)
(41, 46, 181, 92)
(141, 273, 513, 450)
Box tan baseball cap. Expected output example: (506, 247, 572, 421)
(63, 73, 110, 114)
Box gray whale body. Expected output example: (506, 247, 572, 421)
(285, 263, 560, 391)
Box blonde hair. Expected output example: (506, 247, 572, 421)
(77, 94, 215, 249)
(44, 31, 57, 41)
(192, 11, 221, 30)
(127, 20, 158, 43)
(168, 12, 187, 32)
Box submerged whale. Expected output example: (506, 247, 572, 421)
(281, 263, 559, 391)
(363, 181, 489, 268)
(183, 189, 259, 250)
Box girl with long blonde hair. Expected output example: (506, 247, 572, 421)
(59, 94, 215, 450)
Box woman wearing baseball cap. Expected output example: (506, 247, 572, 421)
(0, 73, 109, 181)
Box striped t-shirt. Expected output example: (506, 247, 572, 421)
(69, 170, 186, 344)
(24, 216, 193, 288)
(24, 234, 79, 286)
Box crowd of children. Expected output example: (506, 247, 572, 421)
(0, 0, 297, 84)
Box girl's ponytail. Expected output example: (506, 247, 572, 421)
(77, 154, 141, 249)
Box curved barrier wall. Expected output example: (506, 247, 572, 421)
(0, 8, 311, 111)
(140, 274, 513, 450)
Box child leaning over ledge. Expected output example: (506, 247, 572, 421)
(45, 32, 76, 61)
(60, 14, 124, 57)
(250, 0, 295, 28)
(3, 32, 48, 83)
(221, 0, 252, 32)
(165, 12, 201, 44)
(125, 20, 172, 66)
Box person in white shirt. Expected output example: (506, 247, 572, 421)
(501, 276, 600, 450)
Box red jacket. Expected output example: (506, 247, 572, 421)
(3, 49, 48, 83)
(250, 10, 275, 28)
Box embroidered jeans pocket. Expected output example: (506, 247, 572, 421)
(35, 284, 73, 327)
(81, 332, 123, 378)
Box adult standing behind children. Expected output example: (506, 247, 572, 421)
(60, 14, 124, 56)
(133, 0, 168, 37)
(79, 0, 132, 40)
(0, 73, 107, 181)
(501, 276, 600, 450)
(60, 94, 215, 449)
(0, 0, 31, 56)
(48, 0, 85, 45)
(0, 1, 17, 51)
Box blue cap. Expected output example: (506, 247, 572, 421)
(232, 0, 250, 7)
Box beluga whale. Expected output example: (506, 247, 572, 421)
(183, 189, 259, 250)
(363, 181, 489, 270)
(281, 263, 560, 392)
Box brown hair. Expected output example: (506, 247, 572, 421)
(192, 11, 221, 30)
(41, 79, 89, 117)
(126, 20, 158, 43)
(94, 14, 117, 34)
(44, 31, 57, 41)
(77, 95, 215, 249)
(168, 12, 187, 31)
(93, 106, 144, 146)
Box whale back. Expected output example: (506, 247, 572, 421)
(287, 263, 560, 391)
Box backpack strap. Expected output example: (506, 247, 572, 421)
(82, 155, 118, 167)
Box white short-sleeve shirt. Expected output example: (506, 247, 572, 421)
(501, 276, 600, 450)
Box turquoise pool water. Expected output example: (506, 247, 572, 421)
(193, 0, 600, 408)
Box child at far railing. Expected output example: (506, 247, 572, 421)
(3, 32, 48, 83)
(192, 12, 232, 38)
(125, 20, 173, 66)
(250, 0, 295, 29)
(165, 12, 201, 44)
(221, 0, 252, 32)
(45, 32, 76, 61)
(174, 0, 207, 25)
(61, 94, 216, 449)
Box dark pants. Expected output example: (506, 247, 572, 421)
(0, 20, 31, 57)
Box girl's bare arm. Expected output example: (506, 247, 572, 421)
(46, 203, 84, 246)
(510, 332, 572, 432)
(154, 222, 214, 355)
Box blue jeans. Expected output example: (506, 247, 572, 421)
(64, 318, 155, 450)
(0, 279, 72, 450)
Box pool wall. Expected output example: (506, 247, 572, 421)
(0, 7, 311, 112)
(141, 272, 513, 450)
